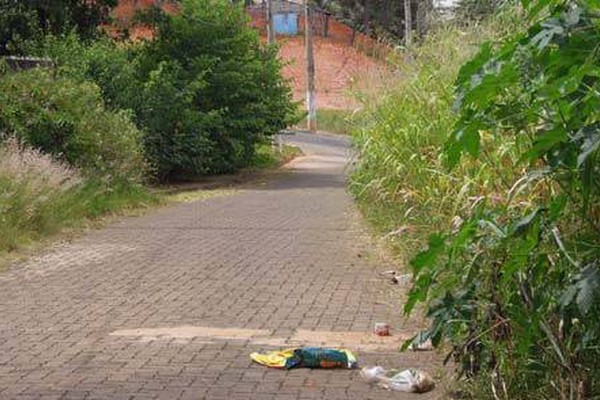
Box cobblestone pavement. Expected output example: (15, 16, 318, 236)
(0, 132, 447, 400)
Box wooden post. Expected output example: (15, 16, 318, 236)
(404, 0, 412, 46)
(266, 0, 276, 44)
(304, 0, 317, 132)
(323, 13, 329, 38)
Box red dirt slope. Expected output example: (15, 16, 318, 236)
(279, 36, 384, 110)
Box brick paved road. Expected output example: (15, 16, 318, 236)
(0, 132, 446, 400)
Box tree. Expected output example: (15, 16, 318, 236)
(321, 0, 420, 41)
(0, 0, 117, 55)
(131, 0, 298, 178)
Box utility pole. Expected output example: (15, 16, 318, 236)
(404, 0, 412, 46)
(304, 0, 317, 132)
(266, 0, 276, 44)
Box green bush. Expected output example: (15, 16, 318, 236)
(130, 0, 298, 179)
(0, 0, 116, 55)
(34, 35, 141, 113)
(407, 2, 600, 397)
(0, 68, 147, 183)
(33, 1, 298, 180)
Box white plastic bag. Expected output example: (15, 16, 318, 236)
(360, 366, 386, 383)
(360, 366, 435, 393)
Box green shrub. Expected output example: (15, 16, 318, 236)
(406, 2, 600, 397)
(126, 0, 298, 179)
(0, 0, 116, 55)
(34, 34, 141, 113)
(33, 1, 298, 180)
(0, 68, 147, 183)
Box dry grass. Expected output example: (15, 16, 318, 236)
(0, 137, 155, 258)
(0, 137, 82, 190)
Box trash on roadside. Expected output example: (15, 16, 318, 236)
(360, 366, 435, 393)
(250, 347, 358, 369)
(408, 339, 434, 351)
(361, 366, 387, 383)
(373, 322, 390, 336)
(379, 270, 412, 285)
(406, 331, 434, 352)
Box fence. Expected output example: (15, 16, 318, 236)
(2, 57, 55, 71)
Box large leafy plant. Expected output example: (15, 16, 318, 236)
(405, 1, 600, 397)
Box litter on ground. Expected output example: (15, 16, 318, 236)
(373, 322, 390, 336)
(250, 347, 357, 369)
(361, 366, 435, 393)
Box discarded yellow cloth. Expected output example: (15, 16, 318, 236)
(250, 347, 358, 369)
(250, 348, 296, 369)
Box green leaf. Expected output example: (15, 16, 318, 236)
(524, 128, 569, 162)
(561, 263, 600, 315)
(444, 135, 463, 169)
(404, 272, 433, 315)
(410, 234, 446, 274)
(512, 208, 545, 237)
(503, 236, 538, 278)
(577, 127, 600, 167)
(454, 127, 481, 158)
(549, 194, 567, 221)
(456, 42, 493, 88)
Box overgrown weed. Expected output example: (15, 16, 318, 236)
(349, 12, 524, 264)
(0, 138, 156, 258)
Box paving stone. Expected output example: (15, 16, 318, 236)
(0, 133, 448, 399)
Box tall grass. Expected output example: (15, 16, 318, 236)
(349, 14, 524, 262)
(0, 138, 81, 252)
(0, 138, 155, 256)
